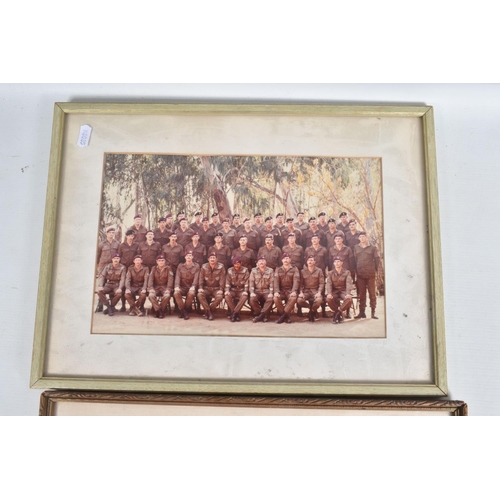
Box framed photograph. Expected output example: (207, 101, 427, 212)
(31, 103, 446, 396)
(39, 391, 467, 416)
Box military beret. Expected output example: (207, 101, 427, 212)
(215, 232, 223, 237)
(185, 250, 194, 256)
(287, 232, 296, 238)
(156, 254, 166, 260)
(281, 252, 290, 258)
(232, 255, 241, 264)
(133, 255, 142, 260)
(254, 212, 262, 217)
(297, 211, 304, 215)
(265, 216, 273, 222)
(106, 227, 115, 233)
(202, 217, 209, 222)
(223, 218, 230, 223)
(265, 234, 274, 239)
(211, 212, 218, 217)
(158, 217, 166, 222)
(194, 211, 202, 216)
(125, 229, 135, 236)
(276, 213, 284, 217)
(208, 252, 217, 258)
(178, 217, 187, 222)
(257, 255, 267, 261)
(339, 212, 347, 217)
(333, 256, 343, 262)
(348, 219, 356, 224)
(309, 216, 316, 222)
(191, 231, 199, 236)
(306, 255, 316, 261)
(318, 212, 326, 217)
(328, 218, 336, 223)
(239, 234, 248, 239)
(111, 253, 120, 258)
(243, 217, 251, 223)
(334, 232, 345, 239)
(286, 217, 294, 222)
(134, 214, 142, 219)
(311, 234, 320, 239)
(359, 231, 367, 236)
(177, 212, 185, 216)
(233, 213, 240, 218)
(146, 229, 154, 235)
(169, 233, 177, 238)
(165, 213, 173, 218)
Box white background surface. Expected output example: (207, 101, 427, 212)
(1, 83, 499, 414)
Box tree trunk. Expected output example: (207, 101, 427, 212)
(200, 156, 232, 219)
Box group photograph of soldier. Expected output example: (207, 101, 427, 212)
(92, 154, 385, 338)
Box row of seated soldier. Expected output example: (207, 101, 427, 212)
(96, 212, 380, 324)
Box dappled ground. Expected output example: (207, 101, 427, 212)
(91, 296, 386, 339)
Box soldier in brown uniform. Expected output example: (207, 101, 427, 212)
(147, 254, 174, 318)
(124, 255, 149, 316)
(238, 218, 261, 252)
(252, 212, 264, 235)
(210, 212, 223, 232)
(273, 253, 300, 324)
(96, 227, 120, 312)
(97, 227, 120, 274)
(324, 218, 342, 250)
(128, 214, 148, 245)
(274, 213, 286, 233)
(281, 217, 303, 248)
(184, 232, 206, 267)
(118, 229, 139, 312)
(209, 232, 232, 269)
(345, 219, 361, 249)
(303, 217, 326, 248)
(305, 234, 329, 317)
(231, 235, 256, 272)
(328, 233, 355, 276)
(199, 217, 217, 249)
(173, 250, 200, 320)
(189, 211, 203, 232)
(220, 218, 237, 251)
(282, 232, 304, 270)
(337, 212, 350, 235)
(96, 254, 126, 317)
(257, 234, 282, 270)
(326, 256, 354, 324)
(224, 256, 250, 322)
(173, 212, 186, 232)
(138, 230, 162, 270)
(154, 217, 172, 248)
(297, 255, 325, 322)
(261, 217, 282, 248)
(164, 213, 175, 232)
(317, 212, 329, 234)
(249, 255, 275, 323)
(175, 218, 195, 248)
(294, 211, 309, 232)
(161, 233, 184, 274)
(353, 231, 380, 319)
(231, 213, 243, 233)
(197, 252, 226, 321)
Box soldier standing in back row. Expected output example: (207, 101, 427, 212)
(294, 211, 309, 232)
(128, 214, 148, 244)
(337, 212, 350, 234)
(345, 219, 361, 249)
(154, 217, 172, 248)
(354, 231, 380, 320)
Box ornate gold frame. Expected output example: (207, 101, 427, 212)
(40, 391, 466, 416)
(30, 103, 446, 396)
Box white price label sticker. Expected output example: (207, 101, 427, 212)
(77, 124, 92, 147)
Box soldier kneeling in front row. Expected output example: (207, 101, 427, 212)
(96, 253, 126, 316)
(326, 256, 353, 324)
